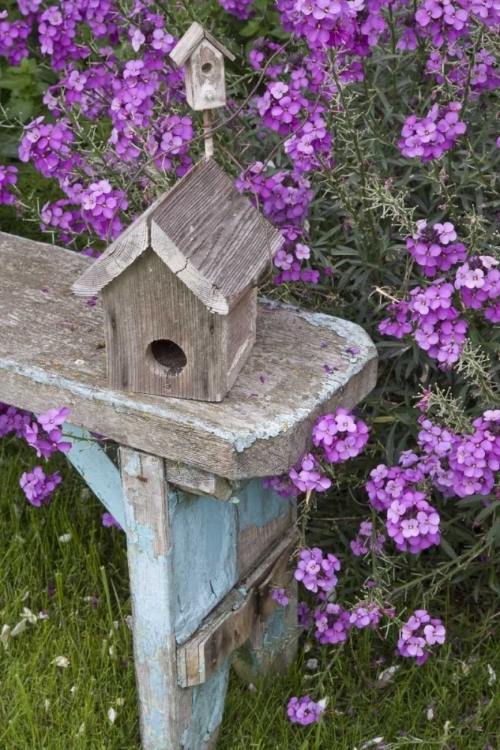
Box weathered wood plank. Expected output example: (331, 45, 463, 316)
(120, 448, 192, 749)
(236, 480, 296, 578)
(170, 22, 235, 67)
(165, 461, 235, 501)
(170, 489, 238, 644)
(0, 232, 377, 479)
(64, 423, 125, 529)
(177, 527, 298, 688)
(121, 449, 233, 749)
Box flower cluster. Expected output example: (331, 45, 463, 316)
(19, 117, 76, 180)
(313, 602, 351, 645)
(366, 464, 441, 553)
(426, 48, 500, 98)
(0, 165, 18, 205)
(237, 162, 321, 284)
(350, 520, 385, 557)
(286, 695, 325, 725)
(271, 588, 290, 606)
(0, 403, 30, 438)
(312, 408, 370, 463)
(0, 12, 30, 66)
(397, 610, 446, 665)
(24, 407, 72, 459)
(386, 493, 441, 553)
(399, 102, 466, 161)
(294, 547, 341, 593)
(455, 256, 500, 323)
(380, 221, 469, 369)
(217, 0, 255, 20)
(407, 220, 467, 277)
(349, 603, 383, 629)
(80, 180, 128, 240)
(289, 453, 332, 493)
(20, 467, 62, 507)
(102, 512, 123, 530)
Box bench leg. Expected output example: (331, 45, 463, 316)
(120, 447, 231, 750)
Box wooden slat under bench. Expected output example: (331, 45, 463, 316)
(0, 232, 377, 479)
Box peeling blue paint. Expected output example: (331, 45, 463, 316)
(65, 422, 126, 529)
(171, 490, 238, 644)
(181, 659, 231, 749)
(237, 479, 292, 531)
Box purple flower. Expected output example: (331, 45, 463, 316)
(271, 588, 290, 606)
(20, 467, 62, 507)
(294, 547, 340, 593)
(286, 695, 325, 725)
(313, 602, 351, 645)
(398, 610, 445, 663)
(102, 512, 123, 530)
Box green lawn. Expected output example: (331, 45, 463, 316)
(0, 437, 499, 749)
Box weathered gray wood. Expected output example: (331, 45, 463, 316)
(120, 448, 192, 749)
(0, 233, 377, 479)
(170, 22, 235, 67)
(151, 159, 283, 312)
(71, 192, 167, 297)
(185, 40, 227, 111)
(165, 461, 235, 501)
(121, 448, 232, 749)
(73, 158, 283, 313)
(177, 527, 298, 688)
(102, 248, 230, 401)
(236, 481, 296, 578)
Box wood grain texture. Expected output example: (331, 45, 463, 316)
(71, 192, 167, 296)
(177, 527, 298, 688)
(102, 248, 230, 401)
(165, 461, 235, 501)
(74, 158, 283, 312)
(151, 158, 283, 310)
(120, 449, 192, 749)
(121, 450, 233, 749)
(185, 41, 226, 111)
(170, 22, 235, 67)
(236, 480, 296, 578)
(0, 232, 377, 479)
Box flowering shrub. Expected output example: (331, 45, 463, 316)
(2, 0, 500, 729)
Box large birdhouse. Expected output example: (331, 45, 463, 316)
(72, 159, 284, 401)
(170, 22, 235, 111)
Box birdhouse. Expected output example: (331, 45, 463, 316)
(170, 22, 235, 111)
(71, 159, 284, 402)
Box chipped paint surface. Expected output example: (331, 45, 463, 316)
(237, 479, 291, 531)
(181, 659, 231, 749)
(65, 423, 126, 529)
(171, 490, 238, 644)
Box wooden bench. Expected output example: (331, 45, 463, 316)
(0, 231, 377, 749)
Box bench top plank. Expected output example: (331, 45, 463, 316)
(0, 232, 377, 478)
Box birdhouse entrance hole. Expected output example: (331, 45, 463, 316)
(148, 339, 187, 377)
(201, 62, 212, 74)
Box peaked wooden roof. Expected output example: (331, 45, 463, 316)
(170, 22, 235, 67)
(72, 159, 284, 314)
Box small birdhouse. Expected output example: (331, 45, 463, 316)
(72, 159, 284, 402)
(170, 22, 235, 111)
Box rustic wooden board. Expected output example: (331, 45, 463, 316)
(0, 232, 377, 479)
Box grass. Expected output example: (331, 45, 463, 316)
(0, 436, 499, 750)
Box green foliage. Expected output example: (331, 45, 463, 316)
(1, 438, 500, 748)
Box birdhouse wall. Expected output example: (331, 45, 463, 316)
(227, 287, 257, 384)
(102, 248, 235, 401)
(185, 40, 226, 111)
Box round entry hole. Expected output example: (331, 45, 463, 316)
(149, 339, 187, 377)
(201, 62, 212, 74)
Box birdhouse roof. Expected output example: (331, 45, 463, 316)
(170, 22, 235, 67)
(72, 159, 284, 314)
